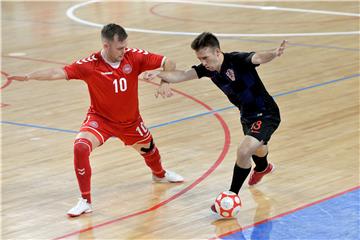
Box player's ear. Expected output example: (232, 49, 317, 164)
(102, 39, 110, 50)
(215, 48, 221, 56)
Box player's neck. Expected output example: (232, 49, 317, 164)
(215, 53, 224, 72)
(101, 49, 121, 68)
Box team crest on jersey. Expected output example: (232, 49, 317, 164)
(123, 64, 132, 74)
(89, 121, 99, 128)
(226, 69, 235, 81)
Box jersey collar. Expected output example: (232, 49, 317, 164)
(100, 49, 121, 69)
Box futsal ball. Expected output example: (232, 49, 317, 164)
(214, 191, 241, 218)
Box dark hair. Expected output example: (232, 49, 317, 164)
(191, 32, 220, 51)
(101, 23, 128, 41)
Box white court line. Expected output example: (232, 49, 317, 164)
(157, 0, 360, 17)
(66, 0, 360, 37)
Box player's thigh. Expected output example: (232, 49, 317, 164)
(78, 113, 113, 148)
(75, 131, 101, 149)
(116, 117, 153, 154)
(241, 117, 279, 144)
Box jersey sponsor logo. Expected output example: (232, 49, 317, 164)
(125, 48, 149, 55)
(226, 69, 235, 81)
(101, 71, 113, 75)
(123, 64, 132, 74)
(89, 121, 99, 128)
(76, 55, 98, 65)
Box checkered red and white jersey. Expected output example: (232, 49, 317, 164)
(64, 48, 165, 123)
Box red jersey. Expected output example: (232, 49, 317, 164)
(64, 48, 165, 123)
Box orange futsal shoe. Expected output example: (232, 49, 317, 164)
(248, 163, 274, 186)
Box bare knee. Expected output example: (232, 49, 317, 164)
(75, 131, 101, 149)
(254, 145, 268, 157)
(236, 146, 252, 168)
(236, 136, 263, 168)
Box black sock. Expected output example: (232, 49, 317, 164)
(253, 154, 269, 172)
(229, 164, 251, 194)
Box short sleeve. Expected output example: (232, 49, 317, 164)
(63, 61, 87, 81)
(191, 64, 210, 79)
(139, 51, 165, 72)
(233, 52, 259, 68)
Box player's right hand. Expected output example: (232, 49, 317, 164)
(7, 75, 29, 81)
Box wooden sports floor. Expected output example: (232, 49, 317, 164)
(1, 1, 359, 239)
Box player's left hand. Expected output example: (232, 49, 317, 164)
(142, 70, 160, 81)
(155, 80, 173, 98)
(275, 40, 288, 57)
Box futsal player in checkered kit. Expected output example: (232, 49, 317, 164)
(7, 23, 184, 217)
(144, 32, 287, 213)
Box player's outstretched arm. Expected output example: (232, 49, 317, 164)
(251, 40, 288, 65)
(158, 69, 198, 83)
(142, 69, 197, 83)
(7, 68, 66, 81)
(143, 68, 198, 98)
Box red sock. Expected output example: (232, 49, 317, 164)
(74, 138, 92, 203)
(141, 147, 165, 178)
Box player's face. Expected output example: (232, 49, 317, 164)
(195, 47, 222, 72)
(104, 36, 128, 62)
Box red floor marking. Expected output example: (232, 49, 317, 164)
(1, 71, 11, 107)
(1, 71, 11, 91)
(0, 103, 10, 108)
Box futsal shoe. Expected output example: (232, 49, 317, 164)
(210, 204, 217, 214)
(67, 198, 92, 217)
(248, 163, 275, 186)
(210, 204, 235, 219)
(153, 170, 184, 183)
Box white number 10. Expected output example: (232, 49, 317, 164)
(113, 78, 127, 93)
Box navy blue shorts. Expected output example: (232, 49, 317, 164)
(241, 113, 281, 144)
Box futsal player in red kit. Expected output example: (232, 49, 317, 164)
(7, 23, 184, 217)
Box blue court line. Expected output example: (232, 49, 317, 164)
(151, 73, 360, 128)
(1, 73, 359, 133)
(221, 187, 360, 240)
(0, 121, 78, 134)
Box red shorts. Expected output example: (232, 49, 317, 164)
(79, 113, 152, 146)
